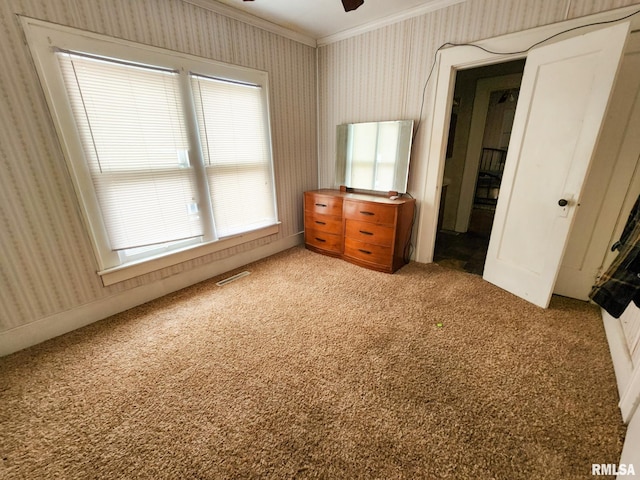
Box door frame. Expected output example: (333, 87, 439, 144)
(413, 4, 640, 265)
(454, 73, 523, 233)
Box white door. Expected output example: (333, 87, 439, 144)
(483, 22, 630, 308)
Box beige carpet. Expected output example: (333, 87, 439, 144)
(0, 246, 625, 479)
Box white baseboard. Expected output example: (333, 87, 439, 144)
(619, 397, 640, 473)
(602, 309, 635, 402)
(0, 234, 303, 357)
(595, 309, 640, 474)
(601, 306, 640, 425)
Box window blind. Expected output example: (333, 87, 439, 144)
(191, 74, 276, 237)
(57, 52, 202, 250)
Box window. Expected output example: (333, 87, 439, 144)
(191, 74, 276, 237)
(58, 52, 201, 251)
(22, 18, 279, 285)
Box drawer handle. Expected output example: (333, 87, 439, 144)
(315, 237, 326, 243)
(315, 220, 326, 225)
(360, 211, 375, 216)
(358, 249, 372, 255)
(315, 203, 327, 208)
(359, 230, 373, 236)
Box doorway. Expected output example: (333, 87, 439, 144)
(433, 60, 525, 275)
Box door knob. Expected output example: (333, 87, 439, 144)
(558, 199, 569, 207)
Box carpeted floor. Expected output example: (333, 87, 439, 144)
(0, 246, 625, 479)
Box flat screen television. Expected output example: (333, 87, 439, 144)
(335, 119, 413, 194)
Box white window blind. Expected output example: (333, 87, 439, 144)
(57, 52, 202, 250)
(191, 74, 276, 237)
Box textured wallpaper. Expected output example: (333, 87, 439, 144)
(317, 0, 640, 192)
(0, 0, 317, 332)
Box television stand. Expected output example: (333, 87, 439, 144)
(304, 189, 415, 273)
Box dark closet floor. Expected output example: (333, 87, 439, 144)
(433, 207, 494, 276)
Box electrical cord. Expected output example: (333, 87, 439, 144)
(413, 7, 640, 140)
(403, 199, 418, 264)
(404, 7, 639, 263)
(399, 191, 416, 262)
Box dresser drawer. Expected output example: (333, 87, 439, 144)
(305, 228, 342, 254)
(344, 237, 392, 267)
(303, 189, 414, 273)
(305, 192, 343, 217)
(345, 219, 394, 247)
(343, 199, 397, 225)
(305, 212, 343, 235)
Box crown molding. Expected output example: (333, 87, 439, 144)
(185, 0, 467, 49)
(183, 0, 318, 48)
(317, 0, 466, 46)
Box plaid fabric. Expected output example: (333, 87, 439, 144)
(589, 195, 640, 318)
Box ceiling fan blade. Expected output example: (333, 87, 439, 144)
(342, 0, 364, 12)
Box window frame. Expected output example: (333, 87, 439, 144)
(21, 17, 279, 286)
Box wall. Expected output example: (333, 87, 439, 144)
(0, 0, 317, 352)
(3, 1, 640, 355)
(317, 0, 640, 235)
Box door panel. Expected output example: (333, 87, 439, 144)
(483, 22, 629, 308)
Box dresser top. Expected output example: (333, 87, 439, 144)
(307, 189, 415, 205)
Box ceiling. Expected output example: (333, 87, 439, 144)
(197, 0, 465, 45)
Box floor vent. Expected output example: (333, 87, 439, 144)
(216, 271, 250, 287)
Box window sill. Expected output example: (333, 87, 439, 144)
(98, 223, 280, 286)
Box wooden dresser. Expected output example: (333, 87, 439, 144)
(304, 189, 415, 273)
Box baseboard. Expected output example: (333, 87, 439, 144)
(600, 306, 640, 425)
(0, 233, 303, 357)
(619, 402, 640, 474)
(602, 309, 634, 401)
